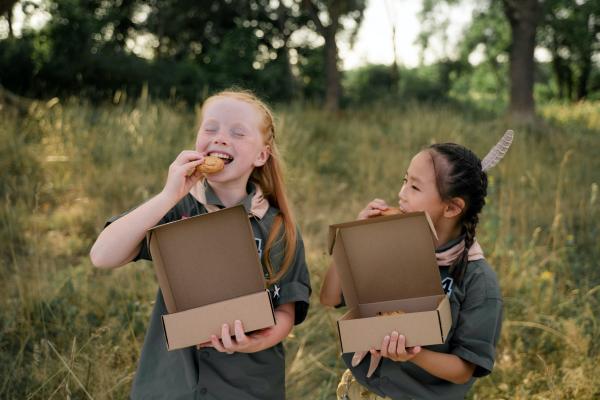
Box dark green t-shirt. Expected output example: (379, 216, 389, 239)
(341, 240, 503, 400)
(105, 182, 312, 400)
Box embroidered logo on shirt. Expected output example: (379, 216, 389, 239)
(442, 277, 454, 296)
(271, 284, 281, 299)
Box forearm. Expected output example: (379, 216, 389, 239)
(410, 349, 475, 384)
(254, 303, 295, 351)
(90, 191, 179, 268)
(320, 262, 343, 307)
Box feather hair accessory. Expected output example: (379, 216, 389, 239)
(481, 130, 514, 171)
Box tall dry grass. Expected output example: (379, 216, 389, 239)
(0, 98, 598, 399)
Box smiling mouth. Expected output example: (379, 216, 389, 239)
(208, 151, 234, 164)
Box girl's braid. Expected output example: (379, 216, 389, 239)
(429, 143, 488, 284)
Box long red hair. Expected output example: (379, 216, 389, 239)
(200, 90, 297, 285)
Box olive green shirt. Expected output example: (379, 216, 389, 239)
(341, 239, 503, 400)
(106, 182, 311, 399)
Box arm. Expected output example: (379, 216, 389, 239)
(411, 348, 475, 384)
(90, 151, 205, 268)
(89, 192, 179, 268)
(376, 331, 475, 384)
(205, 302, 295, 353)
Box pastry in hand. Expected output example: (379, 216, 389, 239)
(379, 207, 405, 217)
(187, 155, 224, 176)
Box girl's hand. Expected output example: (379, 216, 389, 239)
(357, 198, 390, 220)
(375, 331, 421, 362)
(161, 150, 205, 201)
(201, 320, 275, 354)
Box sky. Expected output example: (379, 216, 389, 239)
(339, 0, 476, 70)
(2, 0, 478, 70)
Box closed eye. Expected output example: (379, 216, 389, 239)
(231, 127, 245, 137)
(203, 123, 218, 133)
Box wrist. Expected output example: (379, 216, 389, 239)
(158, 188, 183, 206)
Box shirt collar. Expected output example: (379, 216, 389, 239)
(435, 234, 465, 253)
(203, 180, 257, 215)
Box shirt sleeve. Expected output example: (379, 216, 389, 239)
(268, 229, 312, 325)
(450, 268, 503, 377)
(104, 206, 179, 262)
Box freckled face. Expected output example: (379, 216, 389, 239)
(397, 151, 447, 225)
(195, 97, 269, 185)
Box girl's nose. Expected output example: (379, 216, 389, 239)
(398, 185, 407, 201)
(212, 131, 229, 145)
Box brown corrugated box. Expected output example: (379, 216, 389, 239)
(147, 205, 276, 351)
(328, 211, 452, 353)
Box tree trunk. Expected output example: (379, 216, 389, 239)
(502, 0, 540, 121)
(576, 45, 591, 100)
(303, 0, 342, 111)
(7, 11, 12, 38)
(323, 26, 341, 111)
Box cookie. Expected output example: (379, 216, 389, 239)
(380, 207, 404, 216)
(377, 309, 406, 316)
(187, 156, 225, 176)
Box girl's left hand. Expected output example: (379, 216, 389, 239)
(376, 331, 421, 362)
(200, 320, 274, 354)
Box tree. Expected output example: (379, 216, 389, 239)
(502, 0, 541, 121)
(0, 0, 18, 38)
(302, 0, 366, 111)
(539, 0, 600, 100)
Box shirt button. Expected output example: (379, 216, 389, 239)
(199, 387, 208, 395)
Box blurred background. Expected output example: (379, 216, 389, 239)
(1, 0, 599, 399)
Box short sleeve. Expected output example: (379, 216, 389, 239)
(269, 230, 312, 325)
(450, 268, 503, 377)
(104, 206, 179, 262)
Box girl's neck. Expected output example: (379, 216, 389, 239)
(208, 180, 249, 208)
(434, 219, 463, 249)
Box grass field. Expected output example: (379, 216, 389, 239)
(0, 98, 598, 399)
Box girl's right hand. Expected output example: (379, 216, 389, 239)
(357, 198, 390, 220)
(161, 150, 205, 201)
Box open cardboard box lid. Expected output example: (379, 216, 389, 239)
(328, 211, 442, 309)
(147, 205, 267, 314)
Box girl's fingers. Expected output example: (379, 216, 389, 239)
(396, 333, 406, 356)
(233, 320, 248, 345)
(220, 324, 234, 353)
(352, 351, 368, 367)
(174, 150, 204, 166)
(183, 159, 204, 177)
(380, 335, 390, 358)
(369, 199, 389, 210)
(389, 331, 400, 356)
(367, 209, 382, 217)
(210, 334, 227, 353)
(407, 346, 421, 356)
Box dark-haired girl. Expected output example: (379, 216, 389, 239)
(321, 134, 512, 400)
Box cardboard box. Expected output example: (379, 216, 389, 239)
(328, 211, 452, 353)
(147, 205, 276, 351)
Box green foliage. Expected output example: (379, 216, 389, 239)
(1, 98, 599, 398)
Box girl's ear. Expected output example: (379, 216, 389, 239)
(254, 145, 271, 167)
(444, 197, 465, 219)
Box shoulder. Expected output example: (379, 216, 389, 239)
(461, 258, 502, 305)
